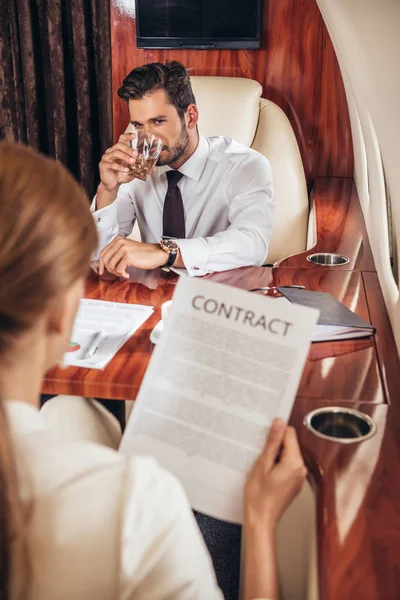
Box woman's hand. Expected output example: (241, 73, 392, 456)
(245, 419, 307, 529)
(243, 420, 307, 600)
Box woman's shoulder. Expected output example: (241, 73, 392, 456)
(17, 427, 185, 509)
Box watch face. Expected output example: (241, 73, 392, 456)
(162, 239, 179, 251)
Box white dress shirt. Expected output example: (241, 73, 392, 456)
(7, 400, 223, 600)
(92, 136, 275, 276)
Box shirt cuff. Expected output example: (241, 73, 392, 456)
(91, 195, 120, 230)
(91, 195, 119, 259)
(176, 238, 209, 277)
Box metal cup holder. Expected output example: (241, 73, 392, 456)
(307, 253, 350, 266)
(304, 407, 377, 444)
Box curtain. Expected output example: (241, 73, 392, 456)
(0, 0, 112, 197)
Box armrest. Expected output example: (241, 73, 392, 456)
(275, 178, 376, 271)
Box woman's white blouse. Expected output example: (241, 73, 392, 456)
(7, 400, 223, 600)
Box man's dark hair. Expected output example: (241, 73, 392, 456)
(118, 61, 196, 119)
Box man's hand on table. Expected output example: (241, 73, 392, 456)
(99, 237, 170, 278)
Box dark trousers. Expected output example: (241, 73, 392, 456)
(194, 511, 242, 600)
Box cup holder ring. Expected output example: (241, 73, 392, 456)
(307, 253, 350, 266)
(304, 407, 377, 444)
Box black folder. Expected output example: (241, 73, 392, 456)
(277, 288, 375, 342)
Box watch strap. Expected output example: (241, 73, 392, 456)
(164, 249, 178, 268)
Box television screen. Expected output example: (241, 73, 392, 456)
(135, 0, 262, 49)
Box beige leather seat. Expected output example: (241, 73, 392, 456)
(190, 76, 309, 264)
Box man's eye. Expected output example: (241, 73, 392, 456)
(155, 120, 166, 125)
(132, 123, 143, 128)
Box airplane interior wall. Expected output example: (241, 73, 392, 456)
(315, 0, 400, 354)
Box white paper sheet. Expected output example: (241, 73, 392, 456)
(63, 299, 153, 369)
(120, 277, 319, 524)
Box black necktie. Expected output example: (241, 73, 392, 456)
(163, 170, 185, 239)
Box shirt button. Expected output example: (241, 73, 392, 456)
(96, 217, 101, 223)
(192, 266, 199, 271)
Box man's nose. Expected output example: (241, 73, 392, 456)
(146, 125, 164, 140)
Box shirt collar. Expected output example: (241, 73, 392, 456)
(157, 135, 209, 182)
(5, 400, 45, 436)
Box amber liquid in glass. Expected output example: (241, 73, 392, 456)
(128, 156, 157, 181)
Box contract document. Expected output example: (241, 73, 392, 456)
(120, 277, 319, 523)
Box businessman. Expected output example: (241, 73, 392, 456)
(93, 60, 275, 277)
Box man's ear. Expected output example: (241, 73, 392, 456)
(186, 104, 199, 130)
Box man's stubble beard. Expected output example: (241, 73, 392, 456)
(156, 122, 190, 167)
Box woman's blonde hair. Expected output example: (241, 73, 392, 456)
(0, 142, 98, 598)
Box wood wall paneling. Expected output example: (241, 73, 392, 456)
(110, 0, 354, 182)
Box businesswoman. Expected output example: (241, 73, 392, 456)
(0, 141, 306, 600)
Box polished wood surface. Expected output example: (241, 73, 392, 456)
(363, 272, 400, 405)
(110, 0, 353, 183)
(43, 268, 176, 400)
(276, 178, 376, 271)
(43, 266, 394, 404)
(291, 399, 400, 599)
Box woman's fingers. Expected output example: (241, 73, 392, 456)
(259, 419, 286, 473)
(275, 427, 308, 498)
(280, 427, 307, 470)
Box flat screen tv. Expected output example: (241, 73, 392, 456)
(135, 0, 262, 49)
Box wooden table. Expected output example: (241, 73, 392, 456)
(43, 266, 395, 404)
(42, 264, 400, 600)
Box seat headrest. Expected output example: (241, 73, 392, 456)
(190, 76, 262, 146)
